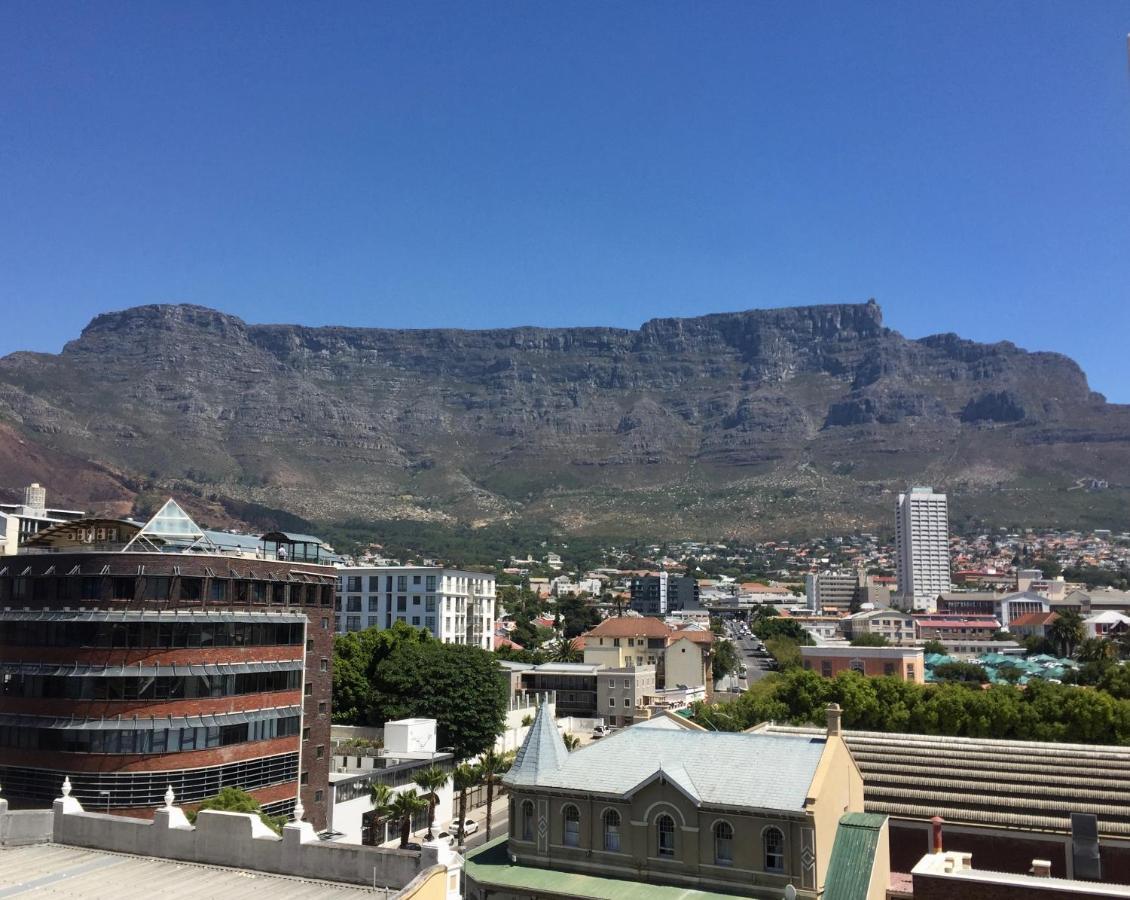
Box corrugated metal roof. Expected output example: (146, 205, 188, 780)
(763, 725, 1130, 836)
(0, 844, 385, 900)
(823, 813, 886, 900)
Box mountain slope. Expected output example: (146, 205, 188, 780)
(2, 300, 1128, 537)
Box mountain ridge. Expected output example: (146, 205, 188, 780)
(1, 300, 1127, 537)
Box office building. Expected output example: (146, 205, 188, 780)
(0, 482, 85, 553)
(629, 573, 701, 617)
(335, 566, 496, 649)
(0, 499, 337, 829)
(894, 487, 951, 612)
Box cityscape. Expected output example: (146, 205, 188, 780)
(2, 3, 1130, 900)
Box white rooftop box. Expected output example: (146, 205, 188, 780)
(383, 718, 437, 757)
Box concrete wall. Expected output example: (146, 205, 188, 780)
(0, 800, 54, 846)
(45, 789, 461, 893)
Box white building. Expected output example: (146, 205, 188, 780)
(336, 566, 496, 649)
(894, 487, 951, 612)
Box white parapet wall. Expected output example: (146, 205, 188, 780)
(45, 783, 462, 895)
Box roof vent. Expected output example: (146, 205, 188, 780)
(826, 703, 842, 737)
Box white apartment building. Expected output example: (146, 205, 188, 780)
(894, 487, 951, 612)
(336, 566, 496, 649)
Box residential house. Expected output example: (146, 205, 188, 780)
(842, 609, 915, 646)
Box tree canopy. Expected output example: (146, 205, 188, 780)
(333, 622, 507, 760)
(691, 668, 1130, 745)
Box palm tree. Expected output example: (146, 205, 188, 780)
(369, 782, 395, 845)
(452, 763, 479, 847)
(390, 789, 429, 849)
(1049, 610, 1085, 657)
(1077, 637, 1116, 663)
(550, 637, 582, 663)
(478, 748, 512, 841)
(412, 765, 448, 841)
(562, 733, 580, 751)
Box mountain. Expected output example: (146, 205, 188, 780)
(2, 301, 1129, 538)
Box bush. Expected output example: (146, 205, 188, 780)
(188, 787, 287, 833)
(850, 633, 889, 647)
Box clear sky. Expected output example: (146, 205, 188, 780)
(2, 3, 1128, 399)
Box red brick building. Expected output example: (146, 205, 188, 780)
(0, 501, 338, 829)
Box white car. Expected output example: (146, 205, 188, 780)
(591, 724, 611, 738)
(449, 818, 478, 836)
(435, 831, 456, 847)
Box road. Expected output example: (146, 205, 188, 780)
(717, 629, 777, 694)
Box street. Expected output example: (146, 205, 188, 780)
(717, 624, 777, 693)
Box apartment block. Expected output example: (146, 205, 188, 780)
(336, 566, 495, 650)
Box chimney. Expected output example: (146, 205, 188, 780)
(1031, 859, 1052, 877)
(826, 703, 842, 737)
(931, 816, 944, 853)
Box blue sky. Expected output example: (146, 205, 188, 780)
(2, 3, 1128, 399)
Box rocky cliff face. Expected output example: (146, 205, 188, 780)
(1, 301, 1127, 536)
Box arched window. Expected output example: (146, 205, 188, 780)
(764, 826, 785, 872)
(521, 800, 535, 841)
(656, 814, 676, 858)
(563, 805, 580, 847)
(849, 657, 865, 673)
(714, 821, 733, 865)
(603, 809, 621, 852)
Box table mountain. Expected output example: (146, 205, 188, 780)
(2, 300, 1128, 537)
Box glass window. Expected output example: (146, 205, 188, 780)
(603, 809, 621, 852)
(714, 821, 733, 865)
(563, 805, 580, 847)
(656, 814, 675, 858)
(521, 800, 535, 841)
(397, 576, 408, 592)
(764, 827, 785, 872)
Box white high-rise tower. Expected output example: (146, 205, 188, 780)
(895, 487, 950, 612)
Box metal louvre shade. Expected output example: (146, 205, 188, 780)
(0, 660, 302, 677)
(0, 706, 301, 731)
(0, 610, 307, 623)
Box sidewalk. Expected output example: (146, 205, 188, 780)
(380, 794, 510, 851)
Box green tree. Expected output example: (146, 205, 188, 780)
(1049, 611, 1085, 657)
(549, 637, 582, 663)
(712, 638, 740, 680)
(764, 636, 803, 670)
(562, 733, 581, 751)
(477, 747, 511, 841)
(932, 661, 989, 684)
(452, 763, 479, 846)
(922, 640, 947, 656)
(332, 622, 435, 724)
(390, 789, 429, 849)
(371, 641, 508, 760)
(412, 765, 448, 840)
(1078, 638, 1117, 663)
(369, 782, 395, 843)
(850, 633, 889, 647)
(188, 787, 285, 833)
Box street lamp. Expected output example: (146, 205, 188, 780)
(98, 790, 110, 814)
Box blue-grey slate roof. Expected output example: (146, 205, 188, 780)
(506, 715, 826, 811)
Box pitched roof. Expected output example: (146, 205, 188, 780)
(1009, 611, 1059, 627)
(506, 702, 567, 787)
(504, 722, 826, 811)
(586, 617, 672, 638)
(823, 813, 888, 900)
(762, 725, 1130, 837)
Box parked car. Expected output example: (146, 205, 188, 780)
(449, 818, 478, 836)
(435, 831, 456, 847)
(404, 842, 422, 852)
(592, 724, 611, 738)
